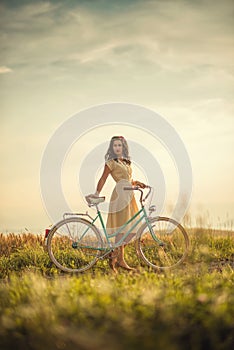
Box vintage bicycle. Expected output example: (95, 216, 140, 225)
(44, 185, 189, 273)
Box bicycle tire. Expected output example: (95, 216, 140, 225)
(136, 216, 189, 270)
(47, 217, 103, 273)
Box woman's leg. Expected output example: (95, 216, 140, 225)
(117, 244, 135, 270)
(108, 251, 118, 273)
(109, 233, 135, 271)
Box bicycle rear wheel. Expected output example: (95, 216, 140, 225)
(136, 217, 189, 270)
(47, 217, 103, 273)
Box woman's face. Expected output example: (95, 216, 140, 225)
(112, 139, 123, 156)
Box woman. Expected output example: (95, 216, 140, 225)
(90, 135, 146, 273)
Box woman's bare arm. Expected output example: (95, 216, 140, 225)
(96, 164, 111, 194)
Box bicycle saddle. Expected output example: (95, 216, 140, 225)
(85, 194, 105, 205)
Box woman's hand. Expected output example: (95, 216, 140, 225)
(132, 180, 147, 188)
(87, 191, 99, 198)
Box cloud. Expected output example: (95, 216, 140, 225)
(0, 0, 233, 73)
(0, 0, 233, 103)
(0, 66, 12, 74)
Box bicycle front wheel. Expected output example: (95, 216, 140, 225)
(47, 217, 103, 273)
(136, 217, 189, 270)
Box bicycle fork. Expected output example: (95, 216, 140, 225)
(145, 216, 165, 247)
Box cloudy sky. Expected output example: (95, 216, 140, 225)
(0, 0, 233, 232)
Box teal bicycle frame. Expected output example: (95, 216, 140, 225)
(95, 206, 146, 248)
(75, 187, 163, 251)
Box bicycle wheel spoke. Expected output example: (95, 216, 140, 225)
(137, 217, 189, 270)
(48, 218, 103, 273)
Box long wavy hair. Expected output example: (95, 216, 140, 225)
(105, 136, 131, 165)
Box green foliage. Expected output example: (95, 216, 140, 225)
(0, 230, 233, 349)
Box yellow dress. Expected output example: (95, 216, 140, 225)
(105, 159, 140, 239)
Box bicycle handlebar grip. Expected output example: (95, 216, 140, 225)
(123, 186, 139, 190)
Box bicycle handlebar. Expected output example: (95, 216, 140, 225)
(123, 185, 151, 190)
(123, 186, 139, 190)
(123, 185, 153, 204)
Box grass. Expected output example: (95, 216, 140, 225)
(0, 228, 234, 350)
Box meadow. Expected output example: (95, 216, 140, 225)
(0, 227, 233, 350)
